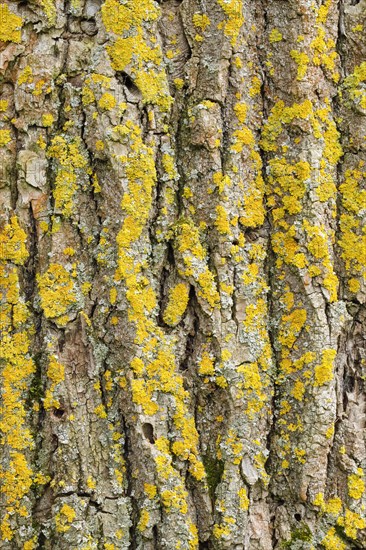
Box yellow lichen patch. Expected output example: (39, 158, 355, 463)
(42, 113, 54, 127)
(0, 217, 28, 264)
(337, 509, 366, 540)
(291, 380, 305, 401)
(278, 309, 307, 350)
(193, 13, 210, 32)
(154, 438, 191, 515)
(111, 116, 205, 546)
(173, 77, 184, 89)
(0, 129, 11, 147)
(260, 99, 314, 152)
(47, 135, 89, 217)
(109, 287, 118, 305)
(144, 483, 157, 499)
(233, 102, 248, 124)
(314, 349, 336, 386)
(212, 172, 231, 194)
(348, 468, 365, 500)
(39, 0, 57, 24)
(137, 510, 149, 531)
(215, 205, 231, 235)
(94, 404, 107, 419)
(238, 487, 249, 510)
(302, 220, 338, 302)
(198, 351, 215, 376)
(342, 62, 366, 105)
(237, 362, 267, 418)
(98, 92, 116, 110)
(101, 0, 172, 111)
(213, 516, 236, 539)
(269, 28, 283, 43)
(268, 158, 310, 215)
(43, 355, 65, 410)
(55, 504, 76, 533)
(231, 127, 255, 152)
(231, 102, 265, 229)
(87, 476, 96, 490)
(37, 263, 77, 322)
(321, 527, 346, 550)
(338, 164, 366, 291)
(309, 0, 339, 82)
(174, 219, 220, 310)
(163, 282, 190, 326)
(290, 50, 310, 80)
(0, 4, 22, 43)
(0, 219, 35, 541)
(217, 0, 244, 46)
(17, 66, 33, 86)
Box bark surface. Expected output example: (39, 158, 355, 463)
(0, 0, 365, 548)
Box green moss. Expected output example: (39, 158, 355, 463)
(202, 454, 224, 500)
(282, 523, 312, 548)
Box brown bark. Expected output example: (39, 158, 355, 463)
(0, 0, 365, 548)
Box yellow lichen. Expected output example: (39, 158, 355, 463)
(215, 205, 231, 235)
(348, 468, 365, 500)
(193, 13, 210, 32)
(37, 263, 77, 321)
(55, 504, 76, 533)
(39, 0, 56, 25)
(290, 50, 310, 80)
(0, 4, 22, 43)
(0, 219, 35, 540)
(43, 355, 65, 410)
(0, 129, 11, 147)
(98, 92, 116, 110)
(144, 483, 157, 499)
(198, 352, 215, 376)
(238, 487, 249, 510)
(337, 509, 366, 539)
(137, 509, 149, 531)
(86, 476, 96, 490)
(101, 0, 172, 111)
(47, 135, 89, 217)
(321, 527, 346, 550)
(163, 282, 190, 326)
(216, 0, 244, 46)
(269, 28, 283, 43)
(42, 113, 54, 127)
(314, 349, 336, 386)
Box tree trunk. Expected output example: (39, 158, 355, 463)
(0, 0, 365, 548)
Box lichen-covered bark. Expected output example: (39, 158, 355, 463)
(0, 0, 365, 548)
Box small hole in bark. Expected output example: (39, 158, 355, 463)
(53, 407, 66, 419)
(294, 513, 301, 522)
(345, 375, 355, 393)
(118, 72, 140, 96)
(142, 423, 155, 443)
(199, 543, 210, 549)
(80, 18, 98, 36)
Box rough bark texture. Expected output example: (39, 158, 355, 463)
(0, 0, 365, 548)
